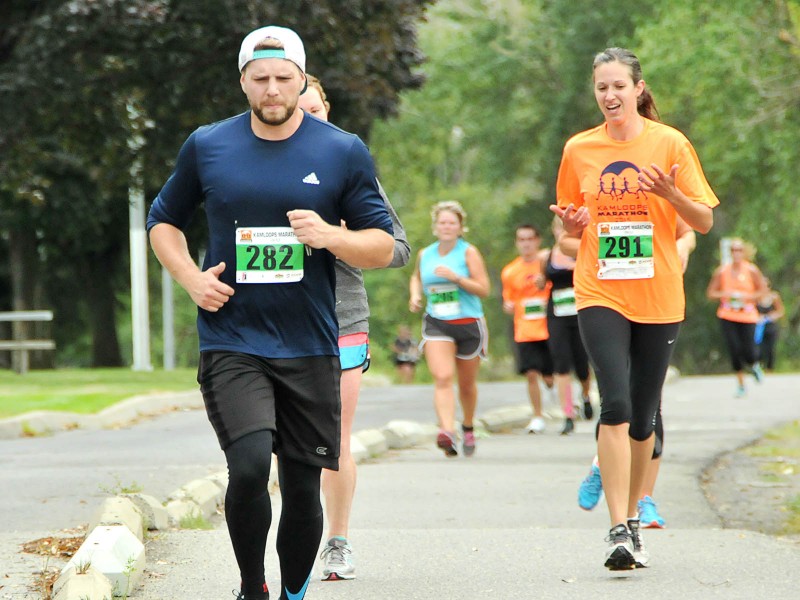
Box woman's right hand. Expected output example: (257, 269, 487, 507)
(549, 203, 590, 237)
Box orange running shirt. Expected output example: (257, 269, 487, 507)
(501, 256, 551, 342)
(715, 262, 759, 323)
(556, 119, 719, 323)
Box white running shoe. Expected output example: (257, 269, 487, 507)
(627, 518, 650, 568)
(526, 416, 546, 434)
(320, 537, 355, 581)
(604, 524, 635, 571)
(544, 384, 559, 408)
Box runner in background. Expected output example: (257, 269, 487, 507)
(409, 201, 490, 457)
(706, 238, 767, 397)
(755, 278, 784, 372)
(392, 324, 420, 384)
(501, 225, 560, 434)
(543, 216, 594, 428)
(297, 74, 411, 582)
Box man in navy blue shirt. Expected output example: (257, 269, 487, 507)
(147, 25, 393, 600)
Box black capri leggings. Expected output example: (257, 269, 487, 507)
(719, 318, 758, 371)
(578, 306, 680, 441)
(595, 405, 665, 459)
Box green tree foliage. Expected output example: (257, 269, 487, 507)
(368, 0, 799, 373)
(634, 0, 800, 370)
(3, 0, 798, 372)
(368, 0, 660, 366)
(0, 0, 432, 367)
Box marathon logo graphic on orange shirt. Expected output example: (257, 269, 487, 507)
(596, 161, 650, 219)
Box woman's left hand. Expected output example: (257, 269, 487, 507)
(638, 163, 678, 200)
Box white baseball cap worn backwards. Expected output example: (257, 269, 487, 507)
(238, 25, 306, 73)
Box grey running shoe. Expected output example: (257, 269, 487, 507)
(462, 429, 476, 456)
(627, 518, 650, 568)
(320, 537, 356, 581)
(560, 417, 575, 435)
(604, 524, 635, 571)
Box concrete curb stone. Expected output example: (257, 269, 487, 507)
(0, 390, 203, 440)
(125, 493, 170, 531)
(168, 478, 223, 518)
(52, 565, 114, 600)
(380, 419, 422, 449)
(353, 428, 389, 457)
(87, 497, 144, 541)
(58, 525, 145, 599)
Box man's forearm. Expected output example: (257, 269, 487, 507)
(149, 223, 201, 289)
(330, 228, 394, 268)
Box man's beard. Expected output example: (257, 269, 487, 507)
(253, 100, 297, 126)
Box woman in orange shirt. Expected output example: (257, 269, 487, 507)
(551, 47, 718, 571)
(706, 239, 767, 396)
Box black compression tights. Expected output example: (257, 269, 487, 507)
(224, 431, 322, 600)
(578, 307, 680, 441)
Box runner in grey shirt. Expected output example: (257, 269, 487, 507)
(336, 180, 410, 335)
(298, 75, 410, 581)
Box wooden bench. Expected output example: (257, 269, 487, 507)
(0, 310, 56, 374)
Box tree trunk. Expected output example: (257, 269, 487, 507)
(7, 227, 54, 369)
(82, 253, 124, 367)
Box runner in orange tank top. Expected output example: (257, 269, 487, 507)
(550, 47, 718, 571)
(706, 238, 767, 397)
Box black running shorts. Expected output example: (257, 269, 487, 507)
(197, 351, 341, 470)
(515, 340, 554, 376)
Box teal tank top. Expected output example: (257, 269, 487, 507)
(420, 238, 484, 320)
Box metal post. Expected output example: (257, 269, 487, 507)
(162, 266, 175, 370)
(128, 101, 152, 372)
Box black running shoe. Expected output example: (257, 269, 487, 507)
(582, 395, 594, 420)
(604, 524, 635, 571)
(560, 417, 575, 435)
(232, 583, 269, 599)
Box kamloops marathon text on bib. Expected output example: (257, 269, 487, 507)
(522, 297, 547, 320)
(596, 221, 654, 280)
(235, 227, 304, 283)
(551, 287, 578, 317)
(428, 284, 461, 319)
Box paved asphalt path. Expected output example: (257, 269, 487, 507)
(3, 374, 800, 599)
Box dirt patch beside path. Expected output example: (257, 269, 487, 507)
(702, 444, 800, 541)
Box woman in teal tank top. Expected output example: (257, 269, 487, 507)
(409, 201, 490, 457)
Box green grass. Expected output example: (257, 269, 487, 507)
(0, 368, 198, 419)
(785, 494, 800, 535)
(179, 510, 214, 530)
